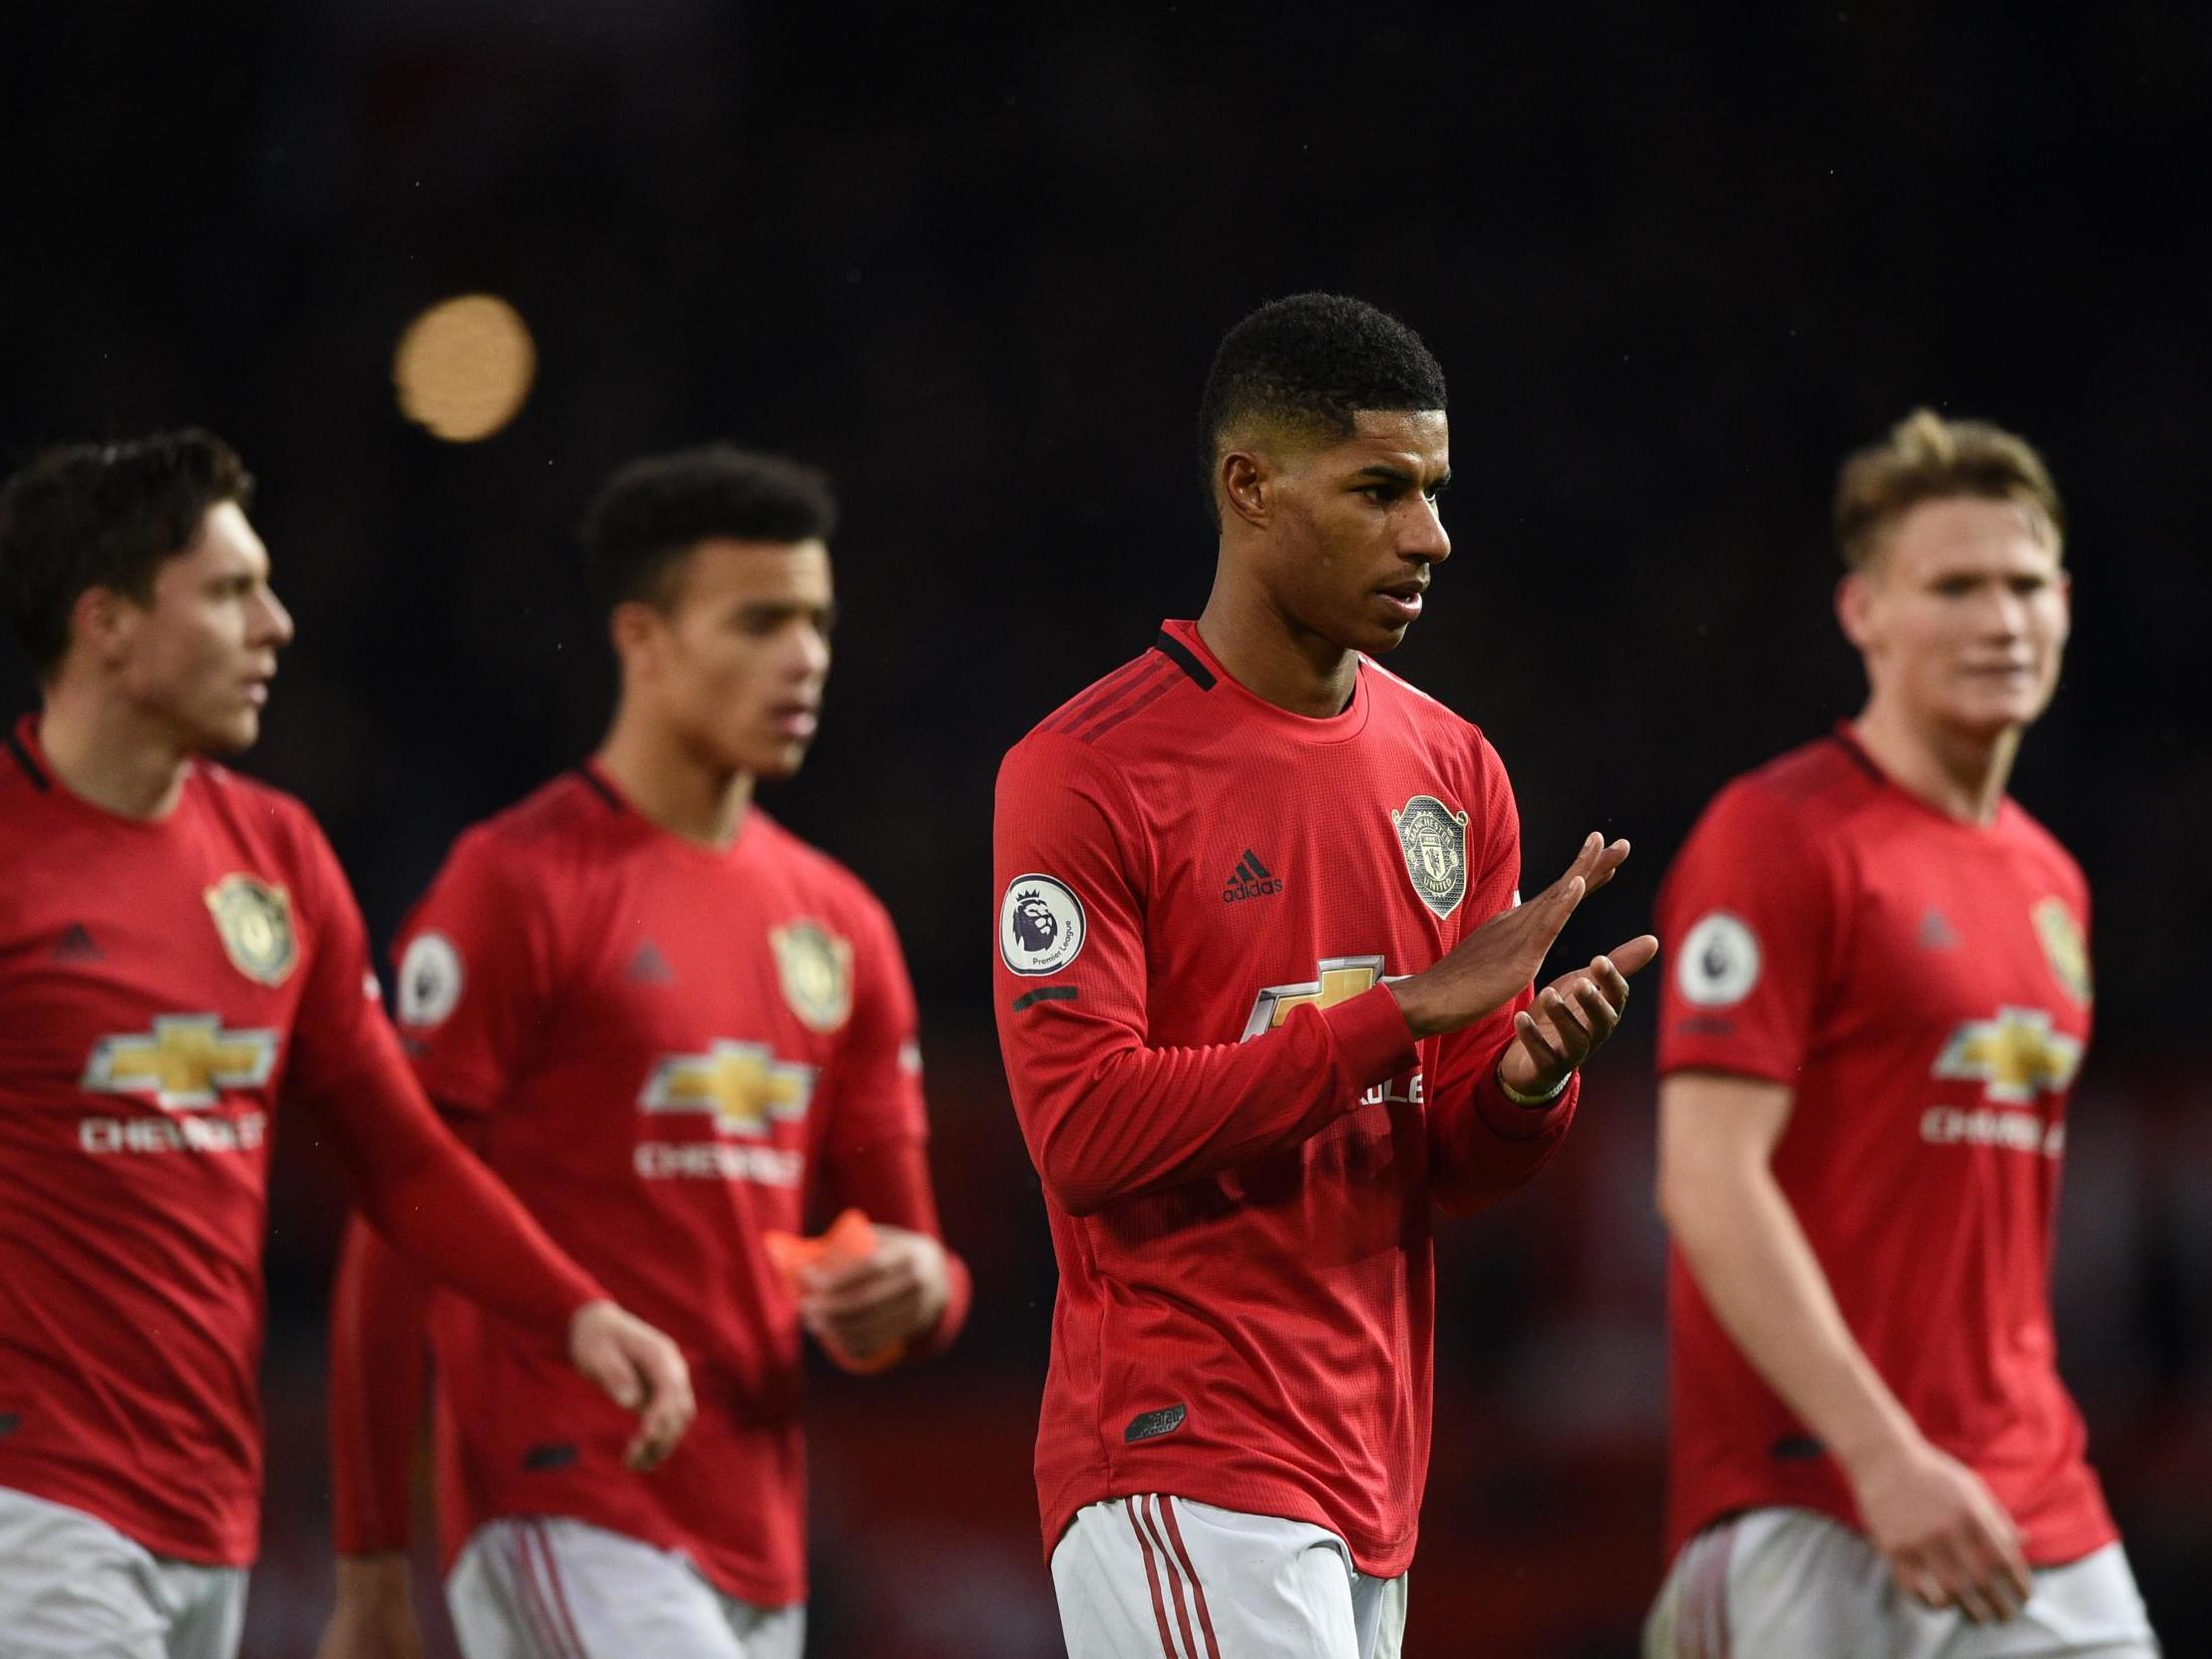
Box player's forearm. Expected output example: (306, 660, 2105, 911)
(328, 1216, 430, 1555)
(1012, 986, 1416, 1215)
(1660, 1157, 1921, 1472)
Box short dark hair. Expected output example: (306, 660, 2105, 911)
(1197, 293, 1447, 514)
(0, 429, 254, 681)
(581, 445, 839, 609)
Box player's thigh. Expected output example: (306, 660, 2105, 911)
(154, 1561, 247, 1659)
(1052, 1492, 1363, 1659)
(1645, 1507, 1893, 1659)
(0, 1484, 176, 1659)
(447, 1515, 746, 1659)
(1913, 1541, 2160, 1659)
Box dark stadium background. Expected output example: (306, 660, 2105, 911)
(6, 6, 2209, 1654)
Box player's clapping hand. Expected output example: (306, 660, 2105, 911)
(566, 1300, 696, 1470)
(1850, 1434, 2032, 1624)
(796, 1224, 950, 1364)
(1496, 939, 1659, 1097)
(1391, 832, 1652, 1043)
(315, 1556, 424, 1659)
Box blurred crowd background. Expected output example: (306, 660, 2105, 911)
(6, 5, 2209, 1654)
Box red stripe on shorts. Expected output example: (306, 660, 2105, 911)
(1124, 1496, 1184, 1658)
(531, 1520, 594, 1659)
(1156, 1496, 1223, 1659)
(1139, 1495, 1202, 1659)
(506, 1524, 576, 1659)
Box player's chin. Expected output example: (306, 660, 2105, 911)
(746, 737, 814, 781)
(194, 708, 261, 755)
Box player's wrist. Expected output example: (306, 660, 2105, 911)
(1495, 1057, 1570, 1107)
(1386, 973, 1450, 1039)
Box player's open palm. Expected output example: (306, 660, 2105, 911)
(1852, 1436, 2031, 1623)
(1391, 832, 1643, 1039)
(567, 1300, 697, 1470)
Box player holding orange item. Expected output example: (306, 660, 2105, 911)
(763, 1209, 907, 1375)
(318, 447, 969, 1659)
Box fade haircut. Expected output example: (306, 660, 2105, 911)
(1834, 409, 2064, 573)
(0, 429, 254, 682)
(1197, 293, 1448, 518)
(581, 444, 838, 610)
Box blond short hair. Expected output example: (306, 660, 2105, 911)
(1833, 409, 2064, 572)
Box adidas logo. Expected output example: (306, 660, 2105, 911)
(1917, 909, 1961, 952)
(1221, 850, 1283, 903)
(52, 923, 103, 962)
(625, 942, 675, 984)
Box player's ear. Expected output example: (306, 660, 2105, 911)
(1834, 570, 1874, 652)
(68, 584, 139, 671)
(1219, 447, 1271, 529)
(607, 599, 665, 679)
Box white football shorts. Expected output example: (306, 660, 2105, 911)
(446, 1515, 804, 1659)
(1052, 1492, 1406, 1659)
(1646, 1505, 2159, 1658)
(0, 1483, 247, 1659)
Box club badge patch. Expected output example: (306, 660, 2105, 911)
(204, 874, 298, 988)
(397, 933, 464, 1028)
(770, 920, 855, 1034)
(1677, 911, 1760, 1008)
(999, 873, 1085, 976)
(1390, 794, 1469, 920)
(2032, 897, 2092, 1007)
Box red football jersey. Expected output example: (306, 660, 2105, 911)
(993, 621, 1579, 1578)
(1656, 726, 2115, 1566)
(376, 766, 954, 1607)
(0, 717, 596, 1565)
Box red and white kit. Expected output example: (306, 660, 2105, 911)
(0, 716, 599, 1569)
(329, 763, 968, 1613)
(1656, 726, 2115, 1567)
(993, 620, 1577, 1599)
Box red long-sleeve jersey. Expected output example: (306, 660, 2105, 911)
(327, 766, 969, 1607)
(992, 621, 1577, 1578)
(0, 716, 601, 1566)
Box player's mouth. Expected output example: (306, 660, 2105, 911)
(768, 702, 819, 740)
(1374, 579, 1427, 622)
(241, 673, 274, 707)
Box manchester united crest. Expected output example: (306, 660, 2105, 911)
(770, 920, 854, 1034)
(2032, 897, 2092, 1007)
(1390, 794, 1469, 920)
(204, 874, 298, 987)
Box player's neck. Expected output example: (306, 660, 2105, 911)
(1850, 698, 2020, 826)
(34, 684, 192, 820)
(594, 712, 754, 850)
(1196, 575, 1359, 719)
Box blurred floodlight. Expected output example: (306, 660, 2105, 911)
(393, 293, 536, 442)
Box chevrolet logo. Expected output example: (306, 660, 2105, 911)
(82, 1015, 279, 1111)
(1242, 955, 1390, 1041)
(1933, 1007, 2082, 1104)
(639, 1042, 816, 1136)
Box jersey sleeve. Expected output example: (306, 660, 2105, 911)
(280, 814, 602, 1333)
(814, 891, 972, 1356)
(1422, 732, 1579, 1216)
(390, 829, 554, 1116)
(1655, 779, 1841, 1084)
(993, 732, 1418, 1218)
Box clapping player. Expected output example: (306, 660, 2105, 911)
(992, 295, 1656, 1659)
